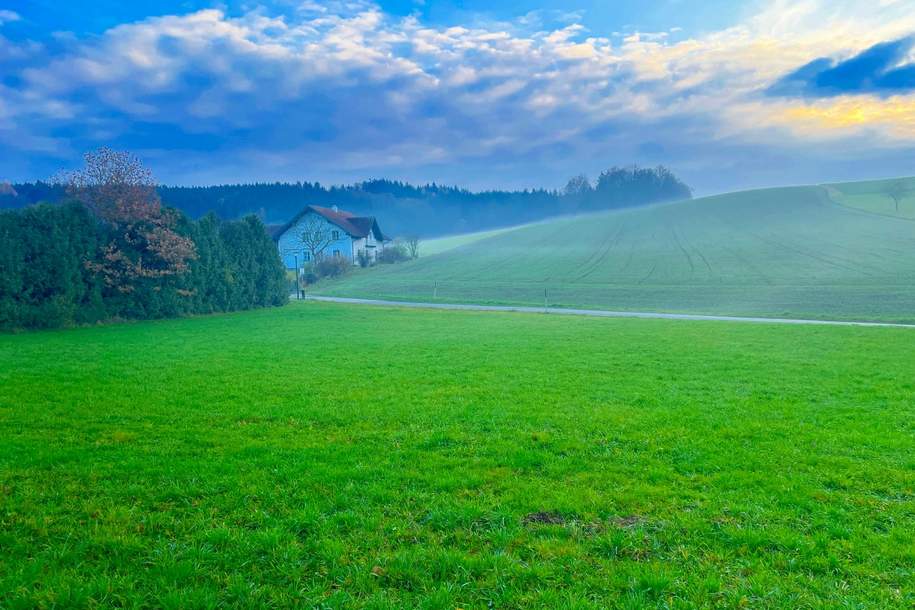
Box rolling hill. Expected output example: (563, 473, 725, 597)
(826, 176, 915, 220)
(312, 181, 915, 321)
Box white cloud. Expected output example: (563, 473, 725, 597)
(0, 10, 20, 26)
(3, 0, 915, 187)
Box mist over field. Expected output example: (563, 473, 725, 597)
(311, 180, 915, 322)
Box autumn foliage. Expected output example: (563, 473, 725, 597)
(1, 149, 286, 329)
(62, 148, 197, 293)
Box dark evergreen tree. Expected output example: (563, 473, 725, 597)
(0, 203, 105, 329)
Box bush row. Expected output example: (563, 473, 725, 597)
(0, 203, 287, 330)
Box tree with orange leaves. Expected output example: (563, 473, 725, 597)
(61, 148, 197, 294)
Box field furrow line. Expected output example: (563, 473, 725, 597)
(574, 223, 627, 281)
(670, 226, 695, 273)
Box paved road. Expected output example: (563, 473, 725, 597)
(302, 295, 915, 328)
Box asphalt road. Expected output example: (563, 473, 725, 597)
(301, 295, 915, 328)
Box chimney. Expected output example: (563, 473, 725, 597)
(332, 205, 338, 212)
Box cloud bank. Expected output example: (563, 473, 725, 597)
(1, 0, 915, 191)
(772, 36, 915, 97)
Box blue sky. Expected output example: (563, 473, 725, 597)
(5, 0, 748, 38)
(2, 0, 915, 193)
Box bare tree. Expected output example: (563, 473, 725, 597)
(60, 148, 196, 293)
(405, 236, 420, 259)
(885, 180, 907, 214)
(61, 147, 160, 225)
(299, 214, 335, 262)
(0, 181, 16, 197)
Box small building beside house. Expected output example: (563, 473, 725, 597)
(268, 205, 391, 269)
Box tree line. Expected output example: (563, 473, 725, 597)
(1, 150, 287, 330)
(2, 166, 692, 237)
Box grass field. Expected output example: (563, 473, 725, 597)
(826, 177, 915, 220)
(2, 302, 913, 608)
(314, 182, 915, 322)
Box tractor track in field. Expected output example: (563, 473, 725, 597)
(621, 241, 637, 273)
(302, 296, 915, 328)
(573, 223, 627, 281)
(670, 227, 696, 273)
(748, 231, 875, 277)
(719, 244, 774, 285)
(637, 262, 658, 285)
(691, 240, 714, 274)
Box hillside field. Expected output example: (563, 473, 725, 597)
(421, 225, 522, 256)
(314, 183, 915, 322)
(2, 302, 913, 608)
(827, 177, 915, 220)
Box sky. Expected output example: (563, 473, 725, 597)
(1, 0, 915, 193)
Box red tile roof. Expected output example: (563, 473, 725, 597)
(271, 205, 387, 241)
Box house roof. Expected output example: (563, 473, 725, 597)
(272, 205, 388, 241)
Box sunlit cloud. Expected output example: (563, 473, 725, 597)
(778, 96, 915, 139)
(1, 0, 915, 189)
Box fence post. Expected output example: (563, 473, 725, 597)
(433, 281, 438, 299)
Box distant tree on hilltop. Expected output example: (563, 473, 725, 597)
(884, 180, 907, 214)
(593, 166, 692, 209)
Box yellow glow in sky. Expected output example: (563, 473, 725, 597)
(781, 95, 915, 138)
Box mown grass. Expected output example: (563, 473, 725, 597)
(315, 183, 915, 322)
(1, 302, 914, 608)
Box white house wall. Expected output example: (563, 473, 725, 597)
(277, 211, 354, 269)
(350, 237, 363, 261)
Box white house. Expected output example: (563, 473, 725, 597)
(269, 205, 391, 268)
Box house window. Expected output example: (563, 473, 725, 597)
(332, 230, 340, 240)
(302, 251, 310, 262)
(333, 250, 341, 258)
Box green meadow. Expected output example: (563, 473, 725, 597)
(2, 302, 913, 608)
(314, 181, 915, 322)
(827, 177, 915, 220)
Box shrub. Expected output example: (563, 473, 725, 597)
(377, 244, 410, 264)
(301, 266, 319, 286)
(315, 255, 351, 278)
(356, 249, 372, 268)
(0, 203, 105, 329)
(0, 205, 287, 330)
